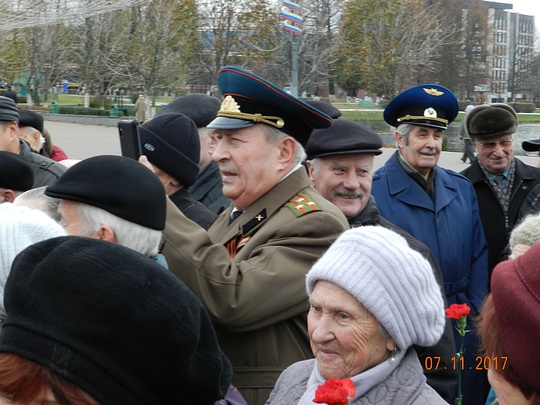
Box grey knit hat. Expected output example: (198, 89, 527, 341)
(306, 226, 445, 350)
(0, 96, 19, 123)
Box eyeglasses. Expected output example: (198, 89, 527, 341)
(477, 139, 513, 150)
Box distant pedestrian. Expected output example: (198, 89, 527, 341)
(459, 104, 475, 163)
(135, 94, 147, 123)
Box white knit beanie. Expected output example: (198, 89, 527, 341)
(0, 203, 66, 319)
(306, 225, 445, 350)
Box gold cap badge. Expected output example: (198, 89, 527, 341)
(423, 88, 444, 96)
(217, 96, 285, 128)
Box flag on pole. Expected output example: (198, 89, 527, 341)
(281, 1, 303, 36)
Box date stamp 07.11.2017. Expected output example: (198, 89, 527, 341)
(423, 356, 507, 371)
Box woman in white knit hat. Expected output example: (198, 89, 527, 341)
(266, 226, 448, 405)
(0, 203, 66, 323)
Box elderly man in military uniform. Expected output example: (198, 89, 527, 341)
(159, 66, 348, 405)
(370, 84, 488, 405)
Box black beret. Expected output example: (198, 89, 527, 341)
(18, 109, 44, 133)
(45, 155, 166, 230)
(140, 113, 200, 187)
(306, 119, 383, 160)
(0, 151, 34, 191)
(1, 236, 232, 405)
(384, 84, 459, 130)
(305, 100, 342, 119)
(465, 103, 517, 139)
(156, 94, 221, 127)
(523, 138, 540, 152)
(0, 96, 19, 123)
(207, 66, 333, 145)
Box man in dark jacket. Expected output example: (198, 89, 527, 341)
(305, 118, 458, 403)
(0, 97, 65, 187)
(461, 104, 540, 278)
(139, 112, 216, 229)
(157, 94, 230, 214)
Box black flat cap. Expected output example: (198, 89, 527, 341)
(384, 84, 459, 130)
(18, 109, 44, 133)
(0, 151, 34, 191)
(45, 155, 166, 230)
(305, 100, 342, 119)
(523, 139, 540, 152)
(1, 236, 232, 405)
(207, 66, 333, 145)
(156, 94, 221, 127)
(306, 119, 383, 160)
(466, 103, 517, 139)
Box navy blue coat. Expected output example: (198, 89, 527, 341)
(372, 152, 488, 311)
(372, 152, 488, 405)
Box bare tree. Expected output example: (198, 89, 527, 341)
(297, 0, 343, 98)
(335, 0, 457, 98)
(115, 0, 200, 103)
(192, 0, 279, 91)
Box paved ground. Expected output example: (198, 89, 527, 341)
(46, 120, 540, 171)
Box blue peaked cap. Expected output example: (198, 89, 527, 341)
(208, 66, 333, 145)
(384, 84, 459, 130)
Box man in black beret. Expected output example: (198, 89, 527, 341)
(0, 97, 65, 187)
(45, 155, 168, 266)
(0, 236, 232, 404)
(0, 151, 34, 203)
(461, 103, 540, 277)
(157, 93, 230, 214)
(304, 119, 457, 402)
(140, 112, 216, 229)
(159, 66, 348, 404)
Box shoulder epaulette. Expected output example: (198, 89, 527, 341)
(284, 190, 322, 217)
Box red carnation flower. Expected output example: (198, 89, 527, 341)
(313, 378, 355, 405)
(445, 303, 471, 320)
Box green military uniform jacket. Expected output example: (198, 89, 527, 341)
(161, 168, 348, 405)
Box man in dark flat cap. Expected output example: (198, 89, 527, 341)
(0, 97, 65, 187)
(370, 84, 488, 405)
(461, 104, 540, 277)
(46, 155, 168, 266)
(0, 151, 34, 203)
(140, 112, 216, 229)
(304, 119, 457, 402)
(159, 66, 348, 404)
(157, 93, 230, 214)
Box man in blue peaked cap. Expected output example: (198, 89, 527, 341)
(160, 66, 348, 405)
(371, 84, 489, 405)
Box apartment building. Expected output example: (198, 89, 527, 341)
(485, 1, 536, 102)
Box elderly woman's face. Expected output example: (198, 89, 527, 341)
(308, 281, 394, 379)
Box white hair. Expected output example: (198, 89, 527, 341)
(14, 186, 61, 222)
(74, 203, 161, 257)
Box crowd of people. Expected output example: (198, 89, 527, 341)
(0, 66, 539, 405)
